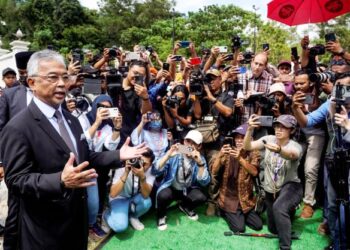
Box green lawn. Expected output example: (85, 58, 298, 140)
(102, 205, 329, 250)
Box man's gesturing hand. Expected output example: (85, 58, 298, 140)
(61, 153, 98, 189)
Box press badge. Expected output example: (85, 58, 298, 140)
(203, 115, 214, 122)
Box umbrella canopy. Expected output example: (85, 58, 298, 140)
(267, 0, 350, 26)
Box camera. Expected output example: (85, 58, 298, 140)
(309, 44, 325, 56)
(72, 48, 83, 64)
(67, 92, 90, 112)
(189, 70, 207, 96)
(146, 46, 154, 54)
(240, 52, 254, 64)
(244, 93, 276, 110)
(165, 96, 181, 109)
(309, 71, 336, 83)
(106, 69, 123, 93)
(128, 158, 142, 169)
(231, 35, 242, 50)
(108, 48, 120, 58)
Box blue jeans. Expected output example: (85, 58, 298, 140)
(87, 179, 99, 225)
(104, 193, 152, 233)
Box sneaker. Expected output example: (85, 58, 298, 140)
(157, 216, 167, 231)
(300, 204, 314, 219)
(89, 223, 106, 240)
(129, 217, 145, 231)
(179, 205, 198, 221)
(101, 210, 111, 234)
(318, 221, 330, 235)
(206, 203, 216, 216)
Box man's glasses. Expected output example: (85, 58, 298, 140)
(32, 74, 71, 83)
(330, 60, 349, 66)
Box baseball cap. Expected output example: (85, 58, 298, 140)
(273, 115, 297, 128)
(268, 82, 286, 96)
(2, 67, 16, 76)
(185, 130, 203, 145)
(277, 60, 291, 68)
(206, 69, 221, 77)
(232, 123, 248, 136)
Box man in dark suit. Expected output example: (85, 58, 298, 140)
(0, 49, 147, 250)
(0, 51, 34, 250)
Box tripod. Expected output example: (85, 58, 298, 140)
(330, 84, 350, 250)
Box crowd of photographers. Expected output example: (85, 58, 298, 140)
(0, 32, 350, 250)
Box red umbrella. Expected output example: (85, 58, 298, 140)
(267, 0, 350, 26)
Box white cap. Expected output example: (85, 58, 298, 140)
(185, 130, 203, 145)
(268, 82, 286, 96)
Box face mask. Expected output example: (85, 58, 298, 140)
(147, 120, 162, 131)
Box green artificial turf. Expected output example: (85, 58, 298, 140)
(102, 205, 330, 250)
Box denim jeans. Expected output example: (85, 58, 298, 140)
(87, 179, 99, 225)
(104, 193, 152, 233)
(265, 182, 303, 250)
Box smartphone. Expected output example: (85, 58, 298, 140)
(259, 116, 273, 127)
(239, 66, 247, 74)
(223, 137, 233, 147)
(72, 53, 82, 64)
(223, 54, 234, 62)
(262, 43, 270, 51)
(162, 62, 170, 71)
(177, 144, 193, 154)
(325, 33, 336, 42)
(218, 46, 228, 53)
(180, 41, 190, 48)
(291, 47, 298, 60)
(107, 108, 119, 118)
(173, 55, 182, 62)
(134, 75, 144, 86)
(125, 52, 141, 61)
(303, 93, 314, 105)
(189, 57, 202, 66)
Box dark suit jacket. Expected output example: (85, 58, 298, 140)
(1, 101, 120, 250)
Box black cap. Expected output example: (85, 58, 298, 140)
(15, 51, 34, 70)
(2, 67, 16, 76)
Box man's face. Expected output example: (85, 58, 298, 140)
(208, 75, 221, 93)
(28, 60, 68, 108)
(18, 69, 28, 85)
(272, 92, 285, 103)
(330, 56, 350, 74)
(141, 155, 152, 171)
(3, 73, 16, 88)
(278, 64, 291, 75)
(294, 74, 310, 92)
(251, 54, 267, 78)
(234, 134, 244, 149)
(273, 123, 292, 140)
(127, 65, 146, 86)
(184, 138, 201, 151)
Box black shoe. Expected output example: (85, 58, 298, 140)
(0, 224, 4, 236)
(179, 205, 198, 221)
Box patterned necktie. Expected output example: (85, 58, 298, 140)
(54, 110, 79, 163)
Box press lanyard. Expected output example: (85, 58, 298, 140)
(131, 174, 140, 197)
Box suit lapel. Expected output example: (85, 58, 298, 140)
(28, 101, 71, 155)
(17, 85, 27, 110)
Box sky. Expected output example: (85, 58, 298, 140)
(78, 0, 316, 37)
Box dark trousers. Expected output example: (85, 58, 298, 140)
(3, 193, 19, 250)
(265, 182, 303, 250)
(157, 187, 207, 218)
(221, 208, 263, 233)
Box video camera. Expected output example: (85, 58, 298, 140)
(108, 47, 121, 58)
(189, 70, 209, 97)
(309, 71, 336, 83)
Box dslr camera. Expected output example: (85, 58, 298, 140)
(240, 52, 254, 64)
(309, 71, 336, 83)
(189, 70, 207, 97)
(309, 44, 325, 57)
(231, 35, 242, 50)
(165, 96, 181, 109)
(128, 158, 142, 169)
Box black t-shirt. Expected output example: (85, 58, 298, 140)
(201, 90, 234, 136)
(119, 88, 142, 143)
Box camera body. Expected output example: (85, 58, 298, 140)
(72, 48, 83, 64)
(241, 52, 254, 64)
(309, 44, 325, 56)
(146, 46, 154, 54)
(166, 96, 181, 109)
(128, 158, 142, 169)
(231, 35, 242, 50)
(244, 93, 276, 110)
(189, 70, 207, 96)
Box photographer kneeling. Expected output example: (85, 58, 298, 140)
(103, 149, 156, 232)
(153, 130, 210, 230)
(212, 124, 262, 233)
(243, 115, 303, 250)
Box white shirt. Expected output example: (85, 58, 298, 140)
(33, 97, 78, 155)
(26, 87, 34, 106)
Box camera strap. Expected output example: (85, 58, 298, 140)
(131, 174, 140, 197)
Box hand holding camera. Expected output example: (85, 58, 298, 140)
(248, 114, 261, 130)
(220, 144, 232, 157)
(334, 105, 350, 131)
(230, 147, 242, 160)
(95, 107, 110, 125)
(292, 91, 307, 109)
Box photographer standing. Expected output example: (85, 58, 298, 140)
(103, 149, 156, 232)
(200, 69, 234, 216)
(292, 75, 350, 250)
(244, 114, 303, 250)
(120, 60, 152, 143)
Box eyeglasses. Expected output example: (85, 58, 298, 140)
(330, 60, 348, 66)
(32, 74, 71, 83)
